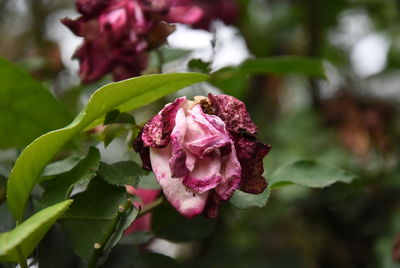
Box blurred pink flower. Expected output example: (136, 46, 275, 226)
(125, 186, 160, 234)
(134, 94, 270, 218)
(63, 0, 238, 83)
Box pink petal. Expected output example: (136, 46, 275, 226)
(150, 146, 208, 218)
(185, 105, 231, 156)
(169, 108, 190, 178)
(215, 144, 241, 200)
(141, 97, 186, 148)
(183, 154, 222, 194)
(166, 6, 204, 24)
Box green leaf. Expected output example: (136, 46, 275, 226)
(41, 147, 101, 206)
(7, 72, 208, 222)
(100, 125, 127, 147)
(188, 59, 211, 73)
(104, 110, 136, 125)
(41, 156, 83, 178)
(60, 179, 135, 260)
(269, 160, 357, 189)
(230, 187, 270, 209)
(152, 203, 216, 242)
(98, 161, 147, 187)
(0, 57, 72, 149)
(0, 200, 72, 262)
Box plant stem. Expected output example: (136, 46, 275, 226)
(138, 197, 163, 217)
(156, 49, 164, 73)
(88, 199, 133, 268)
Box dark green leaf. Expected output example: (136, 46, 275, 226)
(7, 72, 208, 222)
(0, 57, 72, 149)
(98, 161, 147, 187)
(230, 187, 270, 209)
(152, 203, 216, 242)
(104, 110, 136, 125)
(100, 125, 127, 147)
(188, 59, 211, 73)
(269, 160, 357, 189)
(37, 224, 80, 268)
(0, 200, 72, 262)
(41, 147, 100, 206)
(41, 156, 83, 177)
(104, 204, 139, 254)
(60, 179, 132, 259)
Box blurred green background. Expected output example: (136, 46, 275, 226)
(0, 0, 400, 267)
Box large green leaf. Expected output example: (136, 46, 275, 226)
(0, 200, 72, 262)
(60, 179, 136, 260)
(7, 72, 208, 222)
(269, 160, 357, 189)
(0, 57, 72, 149)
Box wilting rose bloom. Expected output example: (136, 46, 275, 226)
(62, 0, 202, 83)
(133, 94, 270, 218)
(125, 186, 160, 234)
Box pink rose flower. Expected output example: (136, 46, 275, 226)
(62, 0, 198, 83)
(133, 94, 270, 218)
(125, 186, 160, 234)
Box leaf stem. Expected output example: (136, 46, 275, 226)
(88, 199, 133, 268)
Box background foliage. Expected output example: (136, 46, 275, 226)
(0, 0, 399, 267)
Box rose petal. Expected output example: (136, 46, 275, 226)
(233, 134, 271, 194)
(169, 108, 190, 178)
(215, 144, 241, 200)
(150, 146, 208, 218)
(133, 129, 152, 170)
(166, 6, 204, 24)
(185, 105, 231, 156)
(74, 41, 112, 84)
(142, 97, 186, 148)
(208, 93, 258, 136)
(183, 154, 222, 194)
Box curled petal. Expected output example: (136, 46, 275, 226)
(215, 144, 241, 200)
(208, 93, 258, 136)
(150, 146, 208, 218)
(142, 97, 186, 148)
(169, 108, 190, 178)
(185, 105, 231, 156)
(233, 134, 271, 194)
(133, 129, 152, 170)
(183, 155, 222, 194)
